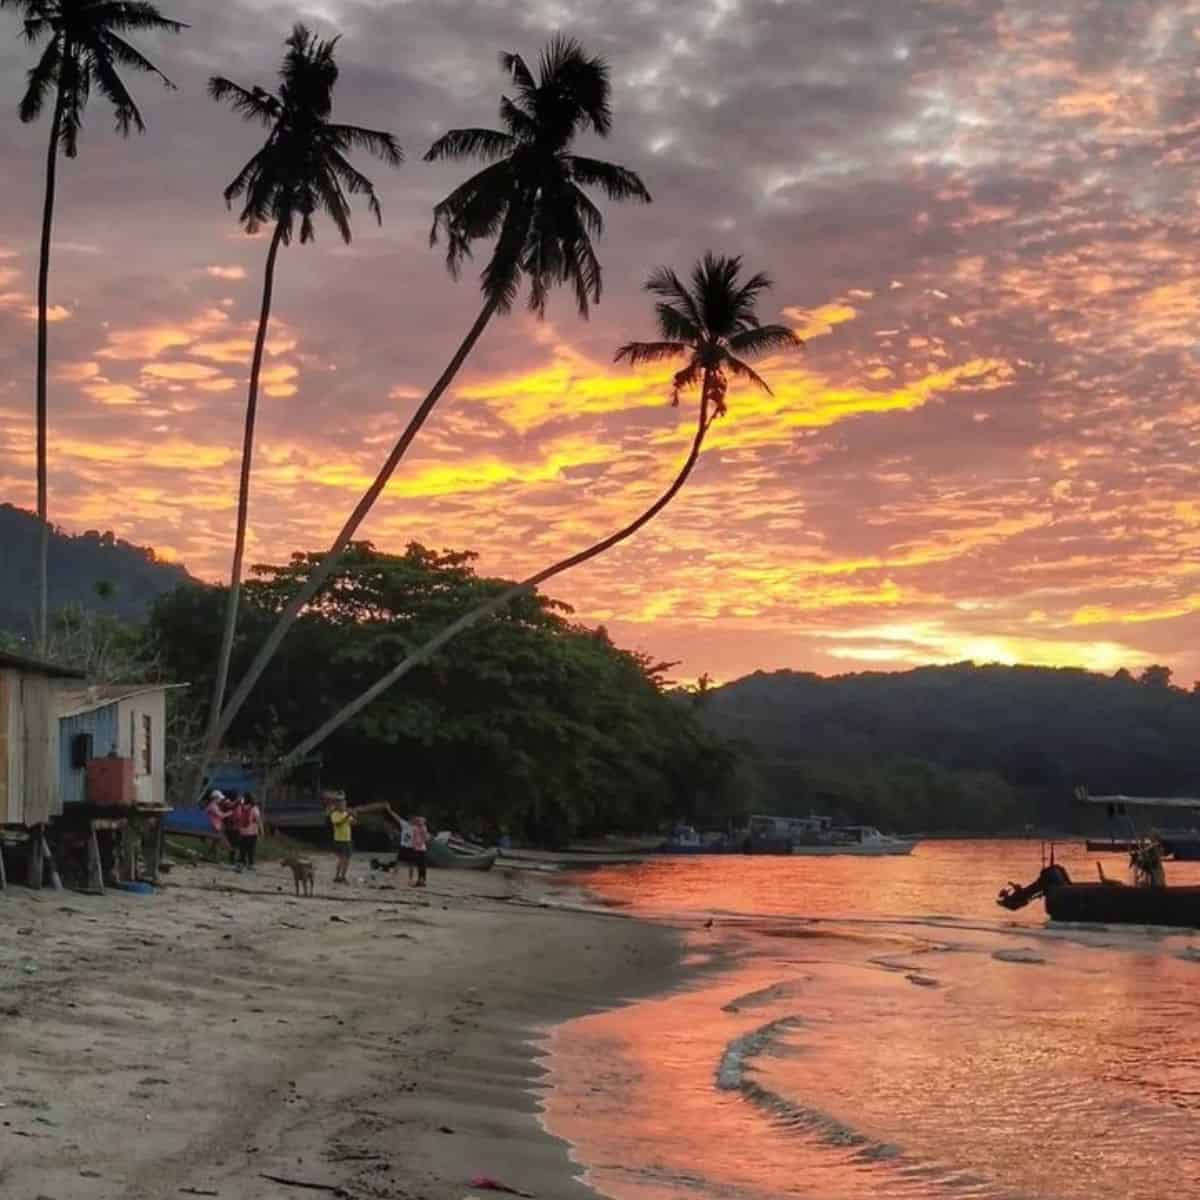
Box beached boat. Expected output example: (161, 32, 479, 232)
(791, 825, 918, 856)
(1085, 838, 1137, 853)
(1155, 830, 1200, 861)
(427, 836, 497, 871)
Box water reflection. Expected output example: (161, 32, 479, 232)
(543, 842, 1200, 1200)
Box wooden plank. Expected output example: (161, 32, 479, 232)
(41, 831, 62, 891)
(26, 826, 43, 889)
(86, 827, 104, 894)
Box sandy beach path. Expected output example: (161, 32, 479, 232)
(0, 858, 679, 1200)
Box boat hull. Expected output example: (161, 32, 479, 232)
(426, 841, 497, 871)
(1046, 883, 1200, 927)
(790, 841, 917, 856)
(1161, 838, 1200, 862)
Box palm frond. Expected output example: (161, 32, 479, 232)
(482, 194, 532, 312)
(654, 301, 700, 343)
(567, 155, 651, 203)
(567, 183, 604, 237)
(613, 340, 689, 365)
(424, 126, 513, 163)
(329, 122, 403, 166)
(671, 358, 704, 405)
(645, 266, 704, 330)
(84, 33, 145, 136)
(90, 2, 187, 35)
(723, 353, 772, 394)
(539, 35, 612, 136)
(728, 324, 803, 358)
(498, 95, 536, 140)
(429, 160, 513, 271)
(312, 165, 352, 243)
(327, 149, 383, 226)
(499, 50, 537, 100)
(208, 77, 278, 125)
(98, 30, 176, 89)
(18, 35, 60, 125)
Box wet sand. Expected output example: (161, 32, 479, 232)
(0, 856, 680, 1200)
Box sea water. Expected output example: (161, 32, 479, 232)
(542, 841, 1200, 1200)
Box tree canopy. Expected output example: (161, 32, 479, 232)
(146, 544, 742, 845)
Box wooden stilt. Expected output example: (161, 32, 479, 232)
(41, 832, 62, 891)
(0, 841, 7, 892)
(27, 827, 44, 890)
(144, 817, 162, 884)
(86, 826, 104, 894)
(124, 825, 137, 882)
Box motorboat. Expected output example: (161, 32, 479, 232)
(790, 825, 918, 857)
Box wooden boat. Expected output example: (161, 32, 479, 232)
(427, 837, 497, 871)
(999, 860, 1200, 927)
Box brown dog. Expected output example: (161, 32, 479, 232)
(280, 855, 316, 897)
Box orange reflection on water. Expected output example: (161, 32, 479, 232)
(543, 844, 1200, 1200)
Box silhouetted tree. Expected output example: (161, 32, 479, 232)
(3, 0, 185, 647)
(199, 36, 651, 787)
(1139, 664, 1172, 689)
(200, 23, 402, 781)
(266, 254, 801, 778)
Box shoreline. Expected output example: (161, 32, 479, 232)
(0, 856, 688, 1200)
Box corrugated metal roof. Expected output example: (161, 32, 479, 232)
(0, 649, 86, 679)
(58, 681, 188, 718)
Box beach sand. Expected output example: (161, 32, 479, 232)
(0, 855, 679, 1200)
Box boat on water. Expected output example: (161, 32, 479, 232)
(999, 788, 1200, 927)
(744, 814, 917, 856)
(659, 825, 735, 855)
(1155, 829, 1200, 861)
(791, 825, 917, 857)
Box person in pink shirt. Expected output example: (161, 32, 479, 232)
(410, 815, 429, 888)
(237, 793, 262, 870)
(204, 790, 232, 858)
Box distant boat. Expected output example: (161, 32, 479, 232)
(1155, 829, 1200, 861)
(791, 826, 918, 857)
(1085, 837, 1137, 853)
(744, 814, 918, 856)
(659, 825, 734, 854)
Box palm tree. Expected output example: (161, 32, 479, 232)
(199, 23, 403, 775)
(262, 255, 802, 781)
(3, 0, 185, 648)
(196, 36, 651, 792)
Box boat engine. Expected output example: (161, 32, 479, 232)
(997, 862, 1071, 911)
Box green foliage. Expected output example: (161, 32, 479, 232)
(705, 663, 1200, 832)
(147, 543, 742, 845)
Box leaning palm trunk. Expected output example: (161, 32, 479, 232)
(261, 376, 716, 790)
(192, 297, 498, 796)
(200, 219, 286, 768)
(33, 80, 67, 650)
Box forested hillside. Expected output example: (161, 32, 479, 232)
(703, 663, 1200, 833)
(0, 504, 194, 635)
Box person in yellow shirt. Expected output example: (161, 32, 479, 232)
(327, 791, 354, 884)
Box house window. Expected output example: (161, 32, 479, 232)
(142, 714, 152, 775)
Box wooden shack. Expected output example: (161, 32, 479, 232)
(0, 650, 85, 828)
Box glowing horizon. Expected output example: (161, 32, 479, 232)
(3, 0, 1200, 685)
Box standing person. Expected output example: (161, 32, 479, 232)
(327, 792, 354, 884)
(224, 791, 243, 866)
(238, 793, 262, 870)
(410, 815, 429, 888)
(394, 817, 415, 884)
(204, 789, 229, 860)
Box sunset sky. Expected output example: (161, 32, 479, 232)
(3, 0, 1200, 684)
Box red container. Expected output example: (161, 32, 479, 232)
(86, 756, 135, 807)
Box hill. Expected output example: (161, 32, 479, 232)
(702, 663, 1200, 832)
(0, 503, 197, 635)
